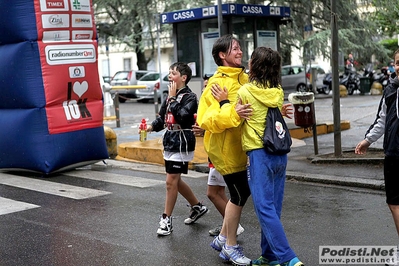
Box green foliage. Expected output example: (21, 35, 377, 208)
(93, 0, 213, 70)
(371, 0, 399, 38)
(380, 39, 399, 59)
(93, 0, 397, 71)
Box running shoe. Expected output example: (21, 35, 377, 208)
(236, 223, 245, 236)
(219, 244, 251, 266)
(210, 235, 225, 252)
(252, 255, 280, 266)
(209, 223, 244, 236)
(281, 257, 304, 266)
(156, 215, 172, 236)
(209, 225, 222, 236)
(184, 203, 208, 224)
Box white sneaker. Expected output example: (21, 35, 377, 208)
(236, 223, 244, 236)
(157, 215, 173, 236)
(184, 203, 208, 224)
(219, 244, 251, 266)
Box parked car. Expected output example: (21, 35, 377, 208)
(136, 72, 169, 103)
(110, 70, 150, 102)
(102, 76, 112, 84)
(281, 65, 326, 93)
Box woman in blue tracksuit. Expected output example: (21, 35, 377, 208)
(236, 47, 304, 266)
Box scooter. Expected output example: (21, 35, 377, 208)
(321, 67, 361, 95)
(319, 73, 332, 95)
(340, 66, 361, 95)
(372, 67, 389, 90)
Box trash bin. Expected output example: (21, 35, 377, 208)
(288, 92, 315, 128)
(359, 76, 371, 95)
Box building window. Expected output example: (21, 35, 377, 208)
(102, 59, 110, 76)
(123, 58, 131, 71)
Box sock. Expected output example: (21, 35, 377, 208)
(218, 234, 227, 242)
(162, 213, 168, 219)
(226, 244, 238, 250)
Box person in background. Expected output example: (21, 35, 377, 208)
(388, 61, 395, 75)
(141, 62, 208, 236)
(193, 74, 245, 237)
(346, 53, 354, 68)
(355, 48, 399, 265)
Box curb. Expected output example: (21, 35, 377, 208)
(286, 171, 385, 191)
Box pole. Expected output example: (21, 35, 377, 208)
(217, 0, 223, 36)
(331, 0, 342, 156)
(114, 92, 120, 128)
(155, 13, 161, 117)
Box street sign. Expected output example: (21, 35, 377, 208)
(160, 4, 291, 24)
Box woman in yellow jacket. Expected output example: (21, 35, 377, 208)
(197, 34, 253, 266)
(237, 47, 304, 266)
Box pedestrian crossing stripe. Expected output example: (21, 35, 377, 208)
(0, 197, 40, 215)
(64, 170, 164, 188)
(0, 173, 111, 200)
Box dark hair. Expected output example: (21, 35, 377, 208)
(393, 48, 399, 58)
(249, 47, 281, 88)
(203, 74, 213, 80)
(169, 62, 192, 84)
(212, 34, 240, 66)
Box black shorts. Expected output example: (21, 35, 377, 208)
(384, 156, 399, 205)
(164, 160, 189, 174)
(223, 170, 251, 207)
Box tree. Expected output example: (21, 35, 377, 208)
(93, 0, 392, 71)
(371, 0, 399, 38)
(247, 0, 391, 68)
(93, 0, 213, 70)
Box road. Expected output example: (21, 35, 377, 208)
(0, 160, 395, 266)
(1, 93, 396, 266)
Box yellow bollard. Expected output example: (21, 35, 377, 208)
(339, 85, 348, 97)
(104, 126, 117, 158)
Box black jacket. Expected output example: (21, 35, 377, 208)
(365, 73, 399, 156)
(151, 86, 198, 152)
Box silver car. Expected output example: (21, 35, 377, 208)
(110, 70, 150, 102)
(136, 72, 169, 103)
(281, 65, 326, 93)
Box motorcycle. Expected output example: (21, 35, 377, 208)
(319, 73, 332, 95)
(372, 66, 389, 89)
(340, 66, 361, 95)
(320, 66, 361, 95)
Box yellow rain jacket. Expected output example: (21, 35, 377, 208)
(197, 66, 248, 176)
(237, 82, 284, 152)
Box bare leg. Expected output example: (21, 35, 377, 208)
(207, 185, 228, 217)
(220, 201, 242, 246)
(163, 173, 180, 216)
(177, 175, 200, 206)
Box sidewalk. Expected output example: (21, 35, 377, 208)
(111, 94, 386, 191)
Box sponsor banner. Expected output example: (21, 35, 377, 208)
(0, 0, 107, 174)
(34, 0, 102, 134)
(71, 30, 93, 41)
(43, 30, 70, 42)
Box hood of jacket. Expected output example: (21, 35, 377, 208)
(237, 82, 285, 152)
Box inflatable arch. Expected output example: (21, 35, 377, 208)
(0, 0, 109, 174)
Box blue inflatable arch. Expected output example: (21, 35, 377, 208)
(0, 0, 108, 174)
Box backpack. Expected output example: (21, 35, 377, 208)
(255, 107, 292, 155)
